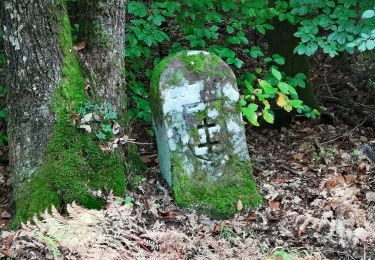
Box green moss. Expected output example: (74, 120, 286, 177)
(12, 4, 125, 227)
(171, 154, 262, 219)
(180, 53, 207, 74)
(196, 108, 208, 121)
(150, 50, 225, 121)
(164, 69, 185, 87)
(190, 128, 199, 140)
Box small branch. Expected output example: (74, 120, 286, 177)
(320, 115, 369, 145)
(127, 140, 154, 146)
(280, 165, 302, 176)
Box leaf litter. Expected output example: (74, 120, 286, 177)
(1, 119, 374, 259)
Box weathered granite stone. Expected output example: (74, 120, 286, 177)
(150, 50, 262, 218)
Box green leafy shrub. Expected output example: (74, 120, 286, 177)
(125, 0, 318, 127)
(290, 0, 375, 56)
(125, 0, 374, 126)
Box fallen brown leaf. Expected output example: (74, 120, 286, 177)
(268, 200, 280, 210)
(99, 143, 111, 152)
(237, 199, 243, 212)
(293, 153, 304, 160)
(73, 42, 86, 51)
(344, 175, 356, 184)
(69, 114, 80, 124)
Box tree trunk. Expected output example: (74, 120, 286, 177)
(2, 0, 126, 226)
(77, 0, 126, 112)
(267, 20, 320, 126)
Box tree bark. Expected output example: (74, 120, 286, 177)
(267, 20, 320, 126)
(3, 0, 64, 193)
(77, 0, 126, 112)
(2, 0, 126, 225)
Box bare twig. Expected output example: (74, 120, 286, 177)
(320, 116, 369, 145)
(280, 165, 302, 176)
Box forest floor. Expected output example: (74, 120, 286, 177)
(1, 55, 375, 259)
(3, 118, 374, 259)
(127, 117, 375, 259)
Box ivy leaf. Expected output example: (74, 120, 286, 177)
(264, 57, 273, 63)
(294, 73, 306, 88)
(288, 85, 298, 97)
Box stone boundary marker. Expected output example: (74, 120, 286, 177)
(150, 50, 262, 218)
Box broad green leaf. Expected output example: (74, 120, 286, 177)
(272, 54, 285, 65)
(259, 80, 277, 94)
(289, 99, 303, 108)
(263, 109, 274, 124)
(362, 10, 375, 19)
(250, 46, 264, 58)
(245, 80, 254, 93)
(277, 82, 290, 93)
(271, 68, 282, 81)
(242, 104, 259, 126)
(227, 25, 235, 34)
(366, 40, 375, 50)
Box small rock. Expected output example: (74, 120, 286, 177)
(233, 227, 243, 236)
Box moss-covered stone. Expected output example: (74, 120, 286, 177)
(150, 50, 262, 218)
(12, 5, 125, 228)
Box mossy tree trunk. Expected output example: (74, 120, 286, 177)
(2, 0, 126, 226)
(3, 0, 65, 193)
(267, 20, 320, 126)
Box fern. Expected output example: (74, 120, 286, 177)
(4, 195, 264, 259)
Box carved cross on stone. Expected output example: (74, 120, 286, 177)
(197, 118, 219, 153)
